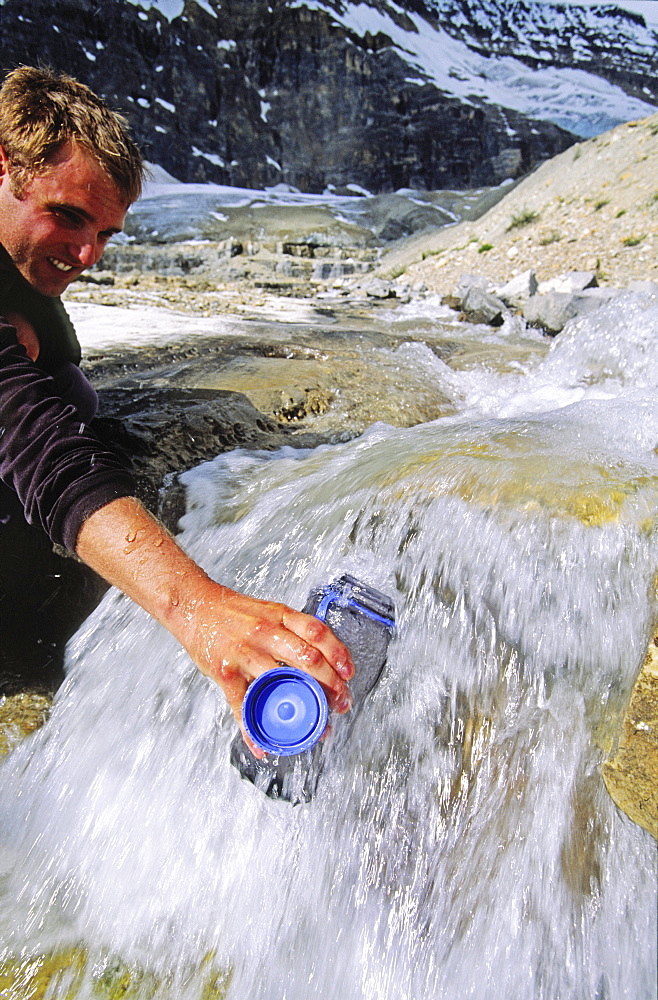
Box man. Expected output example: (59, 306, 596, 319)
(0, 66, 353, 754)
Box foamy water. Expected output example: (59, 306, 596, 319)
(0, 294, 657, 998)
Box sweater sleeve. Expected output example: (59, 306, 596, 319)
(0, 318, 136, 552)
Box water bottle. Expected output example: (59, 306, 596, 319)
(230, 574, 396, 804)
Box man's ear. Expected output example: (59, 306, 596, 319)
(0, 145, 10, 179)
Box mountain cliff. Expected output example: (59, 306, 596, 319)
(0, 0, 656, 193)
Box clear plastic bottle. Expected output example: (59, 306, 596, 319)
(230, 574, 396, 804)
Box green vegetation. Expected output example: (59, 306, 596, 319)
(477, 243, 493, 253)
(616, 209, 627, 218)
(594, 199, 610, 211)
(538, 230, 562, 246)
(507, 209, 540, 230)
(621, 233, 647, 247)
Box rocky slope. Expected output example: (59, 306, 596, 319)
(2, 0, 655, 193)
(377, 110, 658, 293)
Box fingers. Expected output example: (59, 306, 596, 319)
(255, 609, 353, 714)
(185, 587, 355, 733)
(281, 608, 355, 681)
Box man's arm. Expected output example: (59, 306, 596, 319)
(76, 496, 354, 755)
(0, 321, 354, 753)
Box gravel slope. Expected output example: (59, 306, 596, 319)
(378, 112, 658, 294)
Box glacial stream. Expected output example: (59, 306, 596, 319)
(1, 293, 657, 999)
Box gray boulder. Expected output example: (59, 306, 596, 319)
(461, 286, 507, 326)
(523, 287, 616, 334)
(454, 273, 494, 303)
(627, 280, 658, 296)
(496, 269, 538, 308)
(364, 278, 395, 299)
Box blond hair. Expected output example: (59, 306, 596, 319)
(0, 65, 144, 203)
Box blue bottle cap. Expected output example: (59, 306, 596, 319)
(242, 667, 329, 756)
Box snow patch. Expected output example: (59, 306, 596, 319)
(192, 146, 226, 168)
(293, 0, 656, 138)
(126, 0, 185, 19)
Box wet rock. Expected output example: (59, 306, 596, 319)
(522, 287, 616, 334)
(602, 638, 658, 840)
(0, 692, 51, 757)
(91, 387, 293, 530)
(193, 356, 333, 424)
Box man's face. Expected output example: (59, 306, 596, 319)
(0, 140, 128, 297)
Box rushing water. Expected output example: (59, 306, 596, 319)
(1, 294, 657, 999)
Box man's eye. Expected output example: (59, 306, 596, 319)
(51, 208, 82, 226)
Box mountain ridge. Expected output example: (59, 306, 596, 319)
(0, 0, 656, 191)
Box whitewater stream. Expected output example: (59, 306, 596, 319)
(0, 293, 657, 999)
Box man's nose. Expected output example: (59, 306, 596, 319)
(74, 240, 103, 269)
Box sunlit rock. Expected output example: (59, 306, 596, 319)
(602, 639, 658, 840)
(496, 269, 538, 307)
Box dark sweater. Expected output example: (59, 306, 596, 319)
(0, 264, 135, 552)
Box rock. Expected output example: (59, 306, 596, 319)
(91, 387, 292, 530)
(537, 271, 598, 294)
(627, 280, 658, 296)
(454, 273, 494, 303)
(602, 636, 658, 840)
(461, 286, 507, 326)
(522, 288, 616, 334)
(391, 281, 412, 303)
(0, 0, 576, 194)
(364, 278, 395, 299)
(0, 693, 51, 757)
(495, 269, 538, 307)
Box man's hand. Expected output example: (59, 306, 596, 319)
(76, 497, 354, 755)
(173, 584, 354, 756)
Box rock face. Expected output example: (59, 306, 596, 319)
(91, 386, 296, 528)
(0, 0, 577, 192)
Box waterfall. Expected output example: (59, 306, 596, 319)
(0, 294, 657, 999)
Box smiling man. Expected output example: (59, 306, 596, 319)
(0, 66, 353, 750)
(0, 141, 126, 296)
